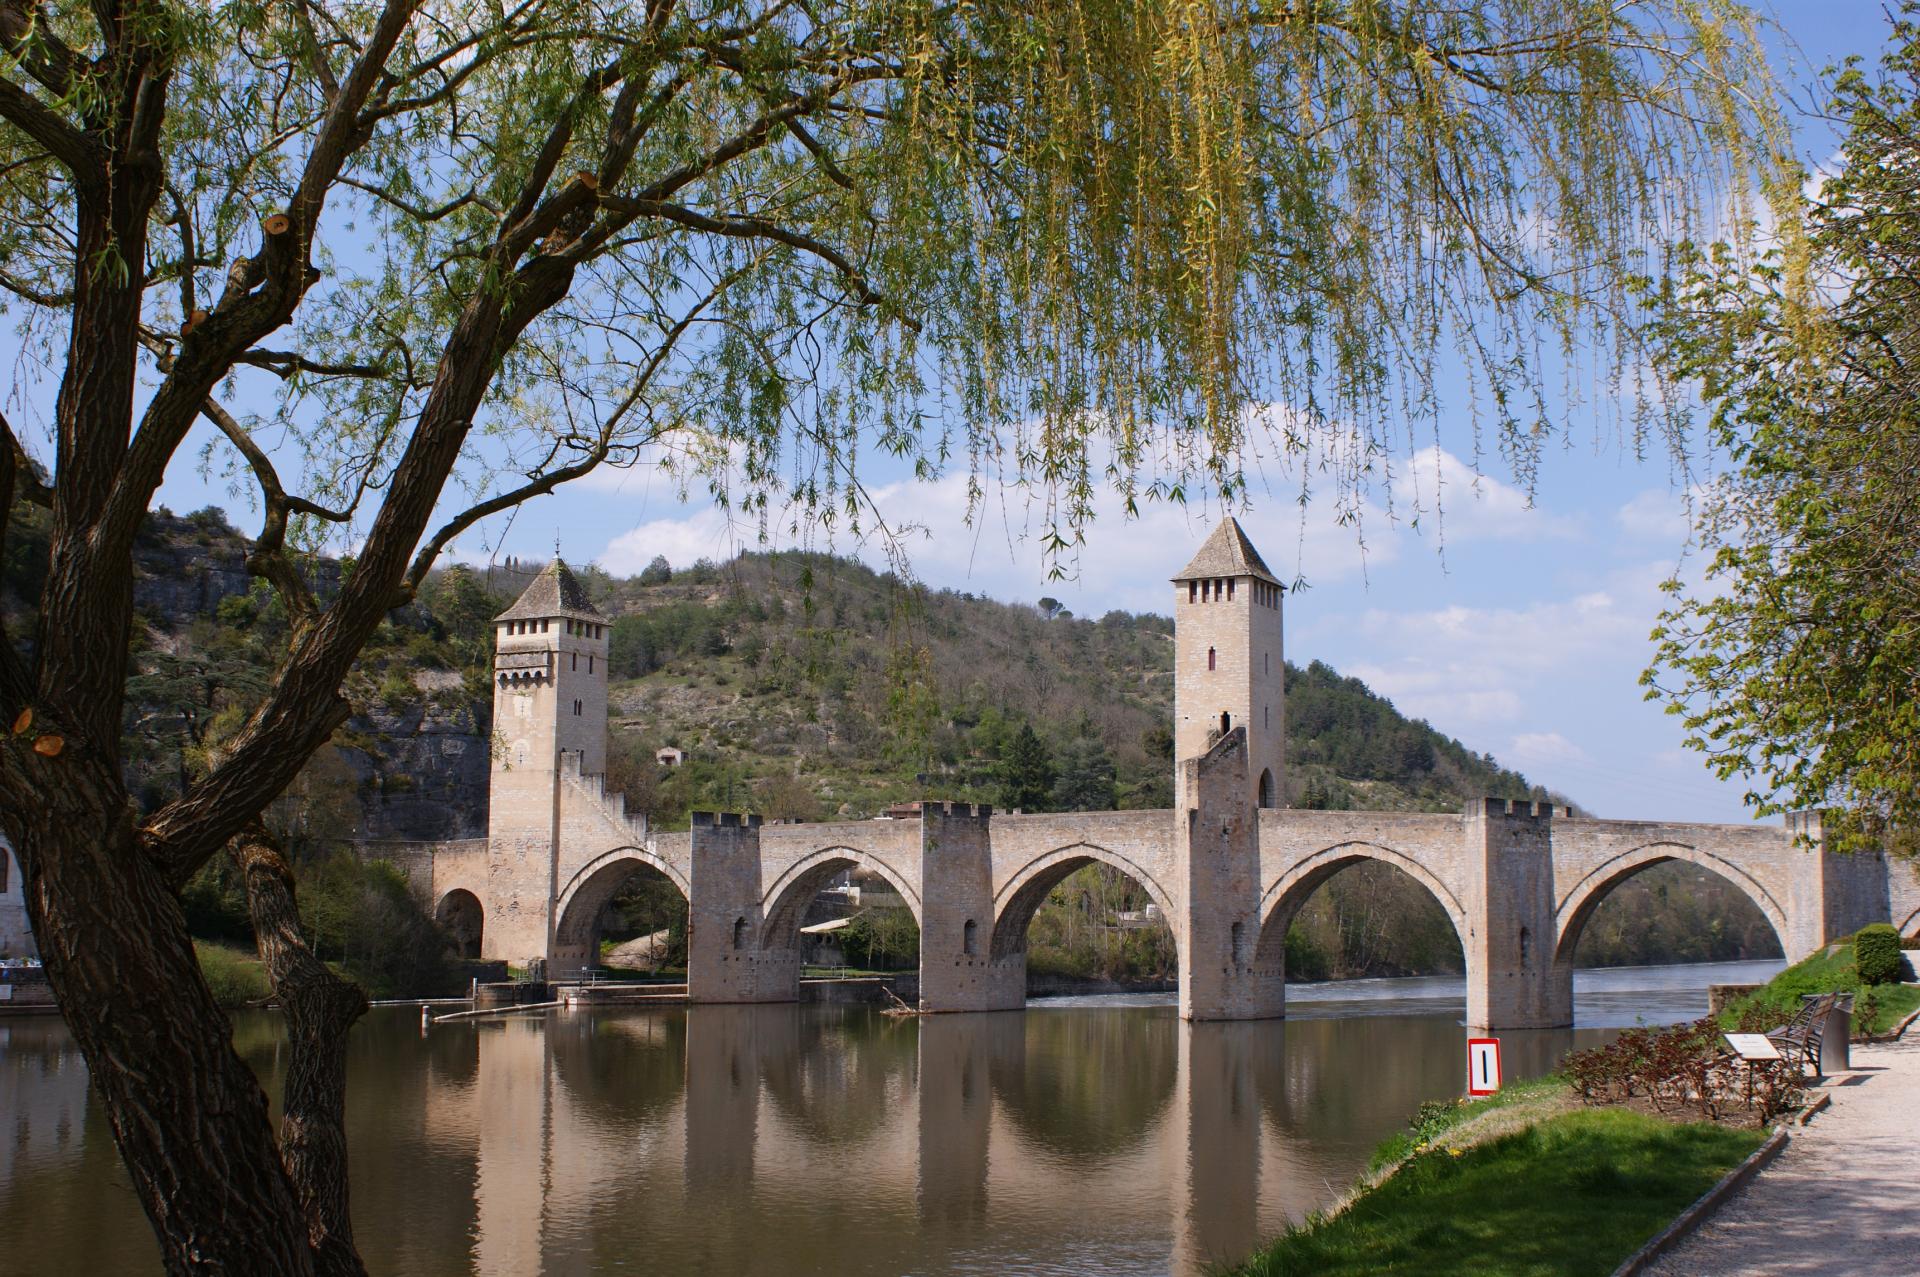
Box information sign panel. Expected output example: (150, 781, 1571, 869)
(1724, 1033, 1781, 1061)
(1467, 1037, 1502, 1096)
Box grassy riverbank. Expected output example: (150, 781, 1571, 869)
(1717, 937, 1920, 1038)
(1229, 1083, 1764, 1277)
(195, 941, 271, 1008)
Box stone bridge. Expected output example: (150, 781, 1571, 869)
(426, 729, 1918, 1030)
(428, 535, 1920, 1030)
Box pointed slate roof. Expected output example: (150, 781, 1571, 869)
(495, 558, 605, 622)
(1171, 517, 1279, 585)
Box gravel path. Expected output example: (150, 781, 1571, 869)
(1645, 1032, 1920, 1276)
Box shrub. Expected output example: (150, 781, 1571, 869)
(196, 941, 271, 1008)
(1854, 924, 1903, 986)
(1562, 1016, 1801, 1122)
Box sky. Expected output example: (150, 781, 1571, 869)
(16, 2, 1900, 824)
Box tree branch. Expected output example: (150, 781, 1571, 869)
(0, 1, 81, 97)
(0, 72, 98, 177)
(601, 195, 900, 317)
(100, 0, 423, 568)
(231, 823, 369, 1277)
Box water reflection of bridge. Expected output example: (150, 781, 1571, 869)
(416, 1006, 1585, 1276)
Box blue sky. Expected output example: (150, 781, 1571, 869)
(17, 2, 1897, 822)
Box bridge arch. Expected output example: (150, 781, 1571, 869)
(1552, 841, 1788, 968)
(759, 846, 923, 951)
(1900, 905, 1920, 937)
(434, 888, 485, 959)
(1254, 842, 1471, 967)
(990, 843, 1179, 961)
(553, 846, 692, 975)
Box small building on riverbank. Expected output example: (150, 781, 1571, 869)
(0, 836, 37, 962)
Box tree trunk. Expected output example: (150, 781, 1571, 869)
(8, 758, 318, 1275)
(234, 828, 370, 1277)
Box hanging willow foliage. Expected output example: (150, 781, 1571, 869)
(0, 0, 1791, 576)
(1644, 6, 1920, 858)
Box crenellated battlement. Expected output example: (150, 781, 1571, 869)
(1466, 797, 1572, 820)
(923, 801, 993, 820)
(556, 757, 649, 842)
(691, 810, 763, 830)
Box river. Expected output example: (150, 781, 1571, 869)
(0, 959, 1782, 1276)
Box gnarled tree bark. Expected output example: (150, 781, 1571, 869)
(232, 825, 370, 1277)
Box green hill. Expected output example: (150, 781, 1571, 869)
(581, 549, 1547, 825)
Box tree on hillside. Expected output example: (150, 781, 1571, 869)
(1053, 732, 1117, 812)
(998, 723, 1057, 813)
(1645, 5, 1920, 857)
(0, 1, 1784, 1269)
(639, 555, 672, 587)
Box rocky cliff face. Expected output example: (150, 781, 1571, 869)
(123, 509, 494, 842)
(129, 508, 351, 618)
(340, 701, 492, 841)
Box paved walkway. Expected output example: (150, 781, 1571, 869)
(1646, 1032, 1920, 1275)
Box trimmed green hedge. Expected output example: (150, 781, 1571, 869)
(1855, 924, 1902, 986)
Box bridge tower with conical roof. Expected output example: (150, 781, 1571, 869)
(483, 558, 610, 963)
(1171, 517, 1285, 813)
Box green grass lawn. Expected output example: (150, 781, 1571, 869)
(195, 940, 271, 1008)
(1718, 937, 1920, 1037)
(1229, 1108, 1763, 1277)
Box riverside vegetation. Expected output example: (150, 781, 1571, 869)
(1231, 1085, 1765, 1277)
(1235, 921, 1920, 1276)
(4, 502, 1789, 997)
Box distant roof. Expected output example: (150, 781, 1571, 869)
(1171, 517, 1280, 585)
(495, 558, 606, 622)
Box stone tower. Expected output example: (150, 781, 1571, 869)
(1172, 518, 1284, 812)
(483, 559, 609, 962)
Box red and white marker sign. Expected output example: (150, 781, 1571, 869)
(1467, 1038, 1502, 1096)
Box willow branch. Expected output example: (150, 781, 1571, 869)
(602, 195, 900, 319)
(101, 0, 422, 561)
(0, 1, 80, 98)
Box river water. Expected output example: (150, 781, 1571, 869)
(0, 959, 1782, 1276)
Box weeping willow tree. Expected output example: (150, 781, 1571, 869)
(0, 1, 1785, 1272)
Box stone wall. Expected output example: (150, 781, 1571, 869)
(1892, 859, 1920, 936)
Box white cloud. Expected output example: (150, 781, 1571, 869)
(1615, 487, 1695, 543)
(1303, 560, 1677, 738)
(588, 440, 1582, 615)
(1507, 731, 1592, 769)
(601, 507, 765, 575)
(1385, 445, 1583, 545)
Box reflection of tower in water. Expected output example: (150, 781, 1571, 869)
(438, 1004, 1578, 1277)
(1171, 1021, 1260, 1274)
(916, 1014, 1024, 1234)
